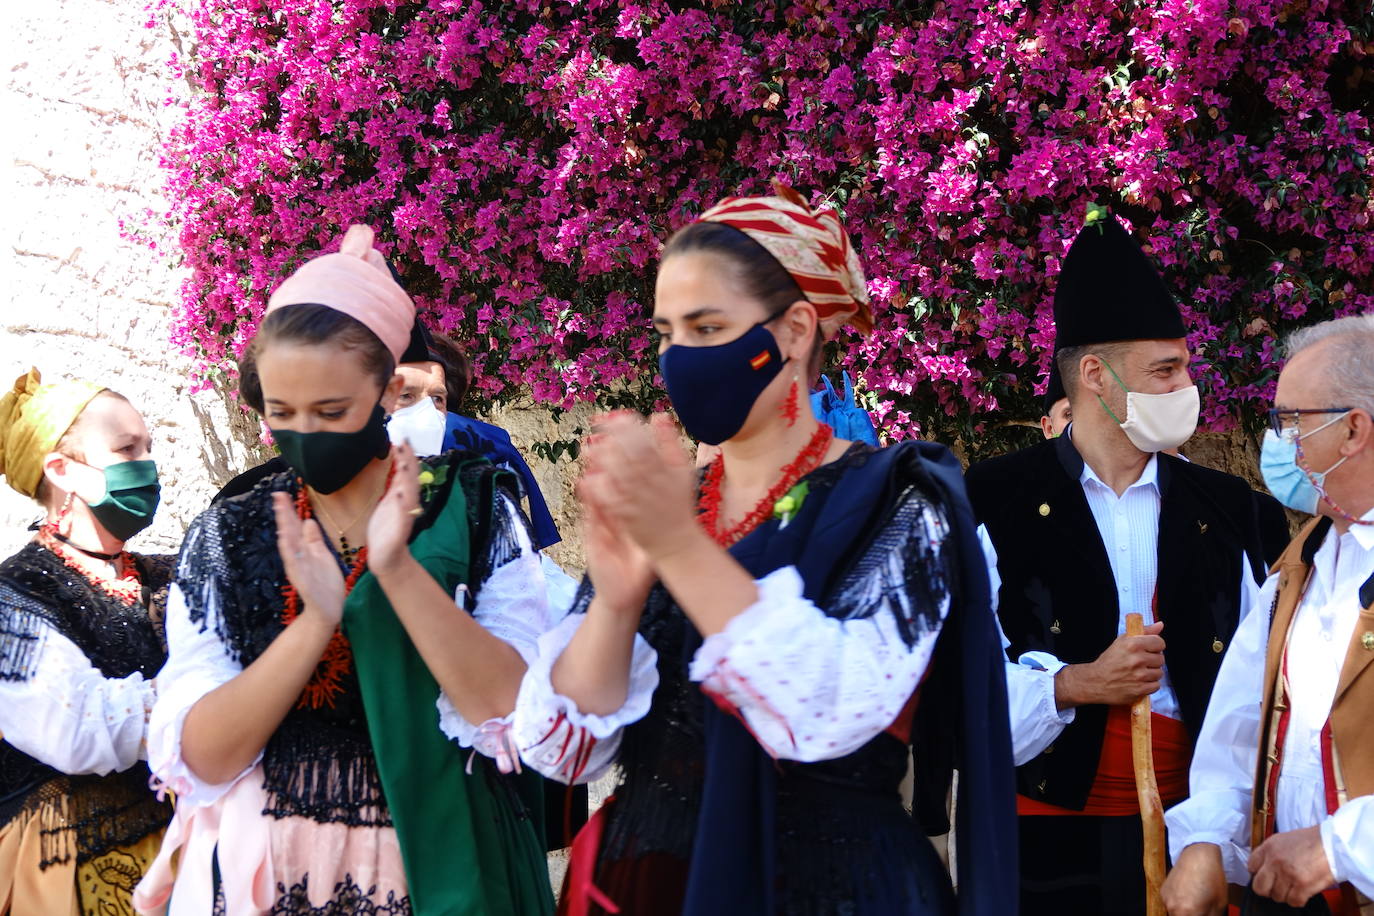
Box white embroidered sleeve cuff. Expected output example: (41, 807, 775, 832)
(1323, 795, 1374, 899)
(1165, 792, 1253, 885)
(1005, 660, 1074, 766)
(147, 672, 261, 808)
(510, 612, 658, 784)
(147, 584, 259, 807)
(688, 565, 941, 763)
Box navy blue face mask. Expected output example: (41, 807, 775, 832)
(659, 320, 788, 445)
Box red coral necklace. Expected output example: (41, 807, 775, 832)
(698, 423, 834, 547)
(281, 464, 394, 710)
(35, 526, 143, 605)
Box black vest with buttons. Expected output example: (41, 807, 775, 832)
(964, 432, 1266, 811)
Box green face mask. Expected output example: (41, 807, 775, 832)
(272, 403, 391, 494)
(84, 459, 161, 541)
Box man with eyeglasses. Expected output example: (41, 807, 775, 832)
(1164, 314, 1374, 916)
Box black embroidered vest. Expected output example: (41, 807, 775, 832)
(596, 444, 954, 913)
(964, 433, 1265, 810)
(0, 542, 173, 866)
(177, 457, 522, 827)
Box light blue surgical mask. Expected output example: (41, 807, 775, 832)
(1259, 412, 1350, 515)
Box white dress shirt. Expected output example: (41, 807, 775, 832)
(1166, 509, 1374, 898)
(984, 450, 1191, 764)
(1076, 454, 1181, 720)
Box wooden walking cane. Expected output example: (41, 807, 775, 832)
(1126, 612, 1167, 916)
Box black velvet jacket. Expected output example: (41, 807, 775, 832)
(964, 432, 1266, 810)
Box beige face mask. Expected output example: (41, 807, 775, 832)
(1098, 361, 1199, 453)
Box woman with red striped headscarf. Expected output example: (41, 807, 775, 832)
(510, 184, 1017, 915)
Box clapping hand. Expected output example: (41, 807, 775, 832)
(272, 491, 345, 626)
(578, 412, 698, 563)
(367, 443, 422, 578)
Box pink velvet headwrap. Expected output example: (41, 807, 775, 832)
(265, 225, 414, 362)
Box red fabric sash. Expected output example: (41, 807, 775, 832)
(562, 797, 621, 916)
(1262, 644, 1360, 916)
(1017, 705, 1191, 816)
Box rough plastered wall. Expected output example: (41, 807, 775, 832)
(0, 0, 262, 559)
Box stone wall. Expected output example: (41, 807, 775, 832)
(0, 0, 258, 558)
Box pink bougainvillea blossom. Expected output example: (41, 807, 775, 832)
(145, 0, 1374, 456)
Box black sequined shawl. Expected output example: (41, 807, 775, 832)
(0, 542, 173, 867)
(580, 441, 1017, 915)
(578, 445, 946, 911)
(173, 452, 528, 828)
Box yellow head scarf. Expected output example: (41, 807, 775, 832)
(0, 368, 105, 498)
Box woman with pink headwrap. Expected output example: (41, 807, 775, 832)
(136, 226, 555, 914)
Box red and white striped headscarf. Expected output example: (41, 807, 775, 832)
(698, 182, 872, 339)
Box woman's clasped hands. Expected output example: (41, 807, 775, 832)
(577, 412, 697, 613)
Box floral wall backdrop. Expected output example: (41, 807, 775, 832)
(149, 0, 1374, 459)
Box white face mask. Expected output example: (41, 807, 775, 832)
(1098, 360, 1199, 453)
(387, 399, 447, 457)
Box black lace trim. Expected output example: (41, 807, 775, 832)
(262, 715, 391, 828)
(457, 458, 528, 590)
(0, 604, 43, 684)
(8, 767, 171, 868)
(0, 741, 56, 823)
(0, 542, 169, 682)
(825, 480, 949, 647)
(597, 443, 952, 906)
(177, 452, 523, 827)
(213, 873, 412, 915)
(176, 472, 299, 667)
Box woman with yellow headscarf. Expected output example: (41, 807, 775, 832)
(0, 368, 172, 916)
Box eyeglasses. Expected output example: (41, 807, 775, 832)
(1267, 407, 1354, 437)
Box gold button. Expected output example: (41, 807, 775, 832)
(1050, 620, 1062, 635)
(1363, 632, 1374, 651)
(1197, 521, 1209, 534)
(1038, 503, 1051, 517)
(1212, 639, 1224, 654)
(1043, 744, 1054, 755)
(1038, 779, 1048, 794)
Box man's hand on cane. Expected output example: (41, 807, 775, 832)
(1161, 843, 1228, 916)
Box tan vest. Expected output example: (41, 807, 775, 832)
(1251, 518, 1374, 908)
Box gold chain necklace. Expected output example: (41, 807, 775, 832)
(306, 458, 392, 560)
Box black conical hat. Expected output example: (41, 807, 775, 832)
(1052, 215, 1186, 348)
(1042, 361, 1066, 414)
(401, 318, 434, 365)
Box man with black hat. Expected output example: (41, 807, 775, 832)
(1040, 364, 1072, 439)
(965, 213, 1269, 915)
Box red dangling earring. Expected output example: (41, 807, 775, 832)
(44, 492, 73, 538)
(781, 374, 800, 427)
